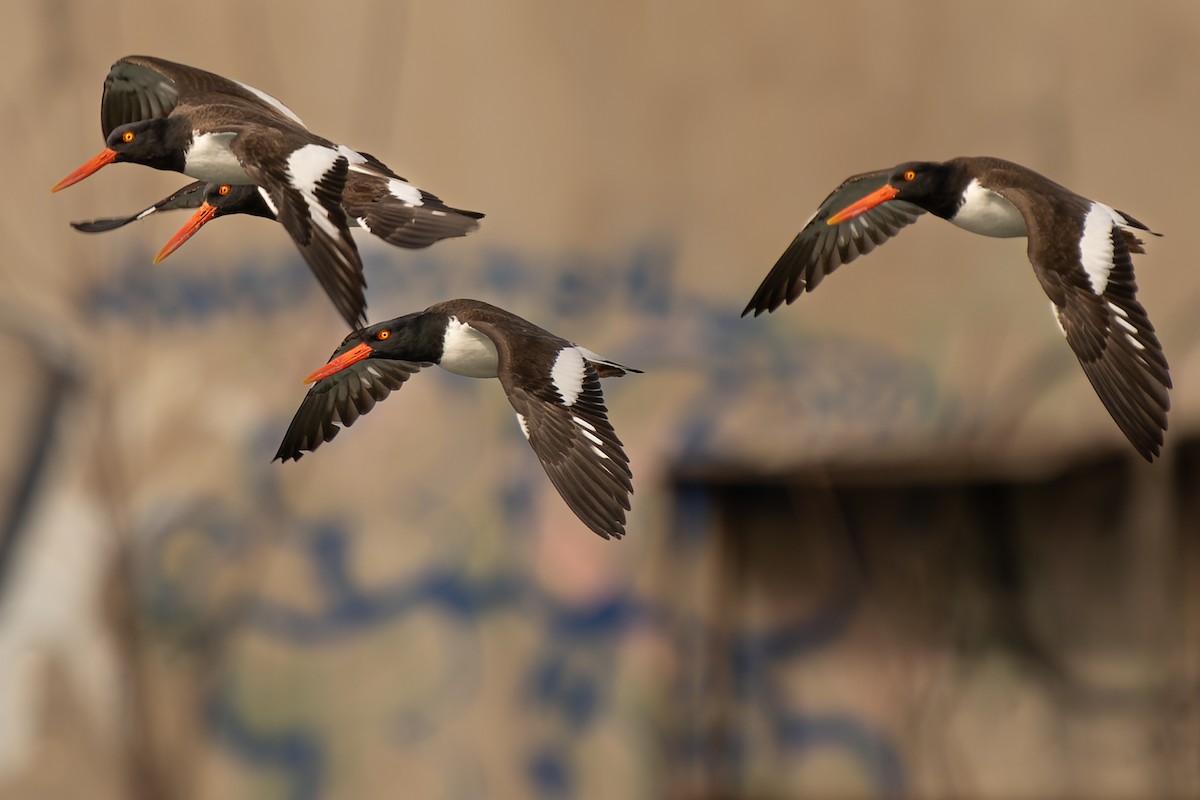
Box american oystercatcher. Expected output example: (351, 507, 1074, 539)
(152, 166, 483, 263)
(52, 55, 481, 329)
(72, 167, 482, 265)
(275, 299, 640, 539)
(743, 156, 1170, 461)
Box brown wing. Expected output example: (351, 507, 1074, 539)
(1005, 189, 1170, 461)
(743, 169, 925, 316)
(342, 169, 484, 249)
(102, 55, 305, 136)
(235, 133, 367, 330)
(274, 356, 428, 462)
(70, 181, 207, 233)
(470, 318, 634, 539)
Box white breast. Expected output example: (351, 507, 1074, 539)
(439, 318, 499, 378)
(183, 131, 253, 183)
(952, 179, 1027, 238)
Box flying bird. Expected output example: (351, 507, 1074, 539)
(71, 169, 482, 263)
(52, 55, 481, 329)
(276, 299, 640, 539)
(743, 156, 1170, 461)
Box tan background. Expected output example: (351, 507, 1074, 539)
(1, 2, 1198, 798)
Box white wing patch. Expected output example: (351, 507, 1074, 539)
(257, 187, 278, 217)
(337, 145, 370, 168)
(234, 79, 306, 127)
(551, 348, 586, 406)
(1108, 302, 1146, 351)
(572, 415, 603, 446)
(1079, 203, 1116, 295)
(1051, 302, 1067, 337)
(386, 177, 423, 206)
(1110, 302, 1136, 333)
(575, 347, 626, 373)
(516, 413, 530, 440)
(286, 144, 344, 238)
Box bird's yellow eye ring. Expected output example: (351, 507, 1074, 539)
(218, 184, 231, 196)
(122, 131, 135, 143)
(377, 330, 390, 340)
(904, 169, 916, 181)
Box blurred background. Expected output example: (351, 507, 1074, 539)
(3, 2, 1199, 798)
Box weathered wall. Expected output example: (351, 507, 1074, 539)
(1, 1, 1198, 798)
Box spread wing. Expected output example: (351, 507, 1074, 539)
(102, 55, 305, 136)
(70, 181, 207, 233)
(236, 134, 367, 329)
(342, 168, 484, 249)
(743, 169, 924, 316)
(274, 355, 428, 462)
(1007, 189, 1170, 461)
(473, 320, 634, 539)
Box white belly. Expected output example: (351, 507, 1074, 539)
(183, 131, 253, 184)
(951, 179, 1027, 238)
(439, 318, 499, 378)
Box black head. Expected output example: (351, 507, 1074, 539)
(154, 181, 276, 263)
(203, 183, 276, 220)
(52, 117, 182, 192)
(305, 312, 439, 383)
(884, 161, 964, 219)
(103, 119, 185, 172)
(826, 159, 965, 226)
(356, 312, 444, 360)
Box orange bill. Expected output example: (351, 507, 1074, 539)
(826, 184, 900, 225)
(51, 149, 118, 192)
(304, 342, 373, 384)
(154, 202, 219, 263)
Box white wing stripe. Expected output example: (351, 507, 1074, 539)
(286, 144, 343, 239)
(1079, 203, 1115, 295)
(336, 145, 369, 167)
(1113, 314, 1138, 335)
(550, 348, 586, 406)
(257, 187, 278, 217)
(233, 79, 306, 126)
(1051, 302, 1067, 338)
(387, 177, 423, 206)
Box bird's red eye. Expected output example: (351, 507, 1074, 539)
(377, 330, 390, 340)
(122, 131, 135, 143)
(904, 169, 916, 181)
(218, 184, 231, 196)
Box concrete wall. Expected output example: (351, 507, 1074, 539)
(2, 2, 1198, 797)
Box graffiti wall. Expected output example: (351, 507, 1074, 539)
(3, 2, 1199, 798)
